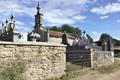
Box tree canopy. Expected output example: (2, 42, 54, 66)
(97, 33, 120, 46)
(49, 24, 82, 37)
(49, 26, 61, 32)
(99, 33, 112, 41)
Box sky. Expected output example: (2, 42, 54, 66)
(0, 0, 120, 41)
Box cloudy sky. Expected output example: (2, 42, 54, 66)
(0, 0, 120, 41)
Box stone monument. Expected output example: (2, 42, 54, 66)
(61, 31, 70, 46)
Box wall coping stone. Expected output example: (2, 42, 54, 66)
(0, 41, 67, 47)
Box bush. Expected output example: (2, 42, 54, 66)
(0, 58, 26, 80)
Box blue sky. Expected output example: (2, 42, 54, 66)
(0, 0, 120, 41)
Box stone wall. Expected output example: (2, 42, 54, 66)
(49, 37, 74, 46)
(66, 45, 114, 68)
(0, 42, 66, 80)
(91, 51, 114, 68)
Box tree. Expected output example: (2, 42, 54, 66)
(95, 33, 113, 46)
(49, 24, 82, 38)
(86, 34, 93, 44)
(99, 33, 112, 42)
(61, 24, 81, 37)
(49, 26, 61, 32)
(95, 33, 120, 47)
(112, 39, 120, 46)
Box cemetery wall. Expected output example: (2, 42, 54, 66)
(0, 42, 66, 80)
(66, 46, 114, 68)
(91, 51, 114, 68)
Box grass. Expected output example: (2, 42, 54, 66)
(46, 62, 90, 80)
(94, 58, 120, 74)
(0, 58, 26, 80)
(47, 58, 120, 80)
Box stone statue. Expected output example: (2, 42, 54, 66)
(61, 31, 69, 46)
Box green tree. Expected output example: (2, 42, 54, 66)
(112, 39, 120, 46)
(49, 26, 61, 32)
(49, 24, 82, 38)
(96, 33, 120, 46)
(61, 24, 81, 37)
(99, 33, 112, 42)
(86, 34, 93, 44)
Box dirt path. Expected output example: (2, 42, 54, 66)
(72, 70, 120, 80)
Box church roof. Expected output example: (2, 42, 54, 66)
(48, 30, 75, 39)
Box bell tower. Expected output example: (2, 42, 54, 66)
(34, 2, 43, 31)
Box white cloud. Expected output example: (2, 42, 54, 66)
(90, 3, 120, 15)
(42, 0, 94, 25)
(0, 0, 35, 22)
(100, 15, 109, 19)
(73, 15, 86, 21)
(118, 0, 120, 2)
(43, 9, 75, 25)
(16, 20, 25, 26)
(92, 32, 97, 34)
(91, 32, 101, 41)
(16, 20, 31, 32)
(117, 19, 120, 23)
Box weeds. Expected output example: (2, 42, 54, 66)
(94, 58, 120, 74)
(46, 62, 89, 80)
(0, 58, 26, 80)
(46, 58, 120, 80)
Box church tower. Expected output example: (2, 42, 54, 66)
(34, 2, 43, 32)
(27, 2, 48, 42)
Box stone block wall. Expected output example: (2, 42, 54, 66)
(91, 51, 114, 68)
(0, 42, 66, 80)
